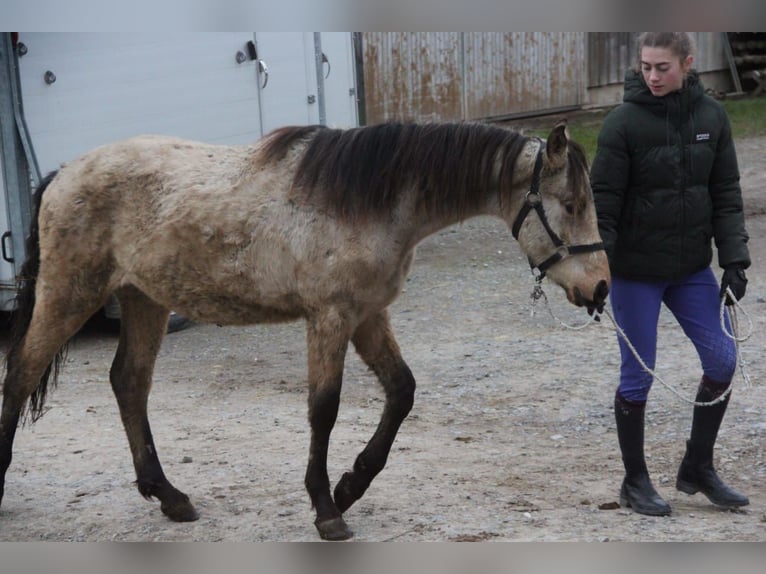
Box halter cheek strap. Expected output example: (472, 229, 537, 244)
(511, 142, 547, 240)
(511, 140, 605, 279)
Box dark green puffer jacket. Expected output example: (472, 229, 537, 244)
(591, 69, 750, 281)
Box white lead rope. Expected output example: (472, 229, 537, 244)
(530, 283, 753, 407)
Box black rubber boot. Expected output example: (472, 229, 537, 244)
(614, 391, 672, 516)
(676, 376, 749, 508)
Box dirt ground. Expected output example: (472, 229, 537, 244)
(0, 134, 765, 542)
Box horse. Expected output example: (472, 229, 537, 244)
(0, 120, 610, 540)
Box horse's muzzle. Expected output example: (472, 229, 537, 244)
(573, 279, 609, 314)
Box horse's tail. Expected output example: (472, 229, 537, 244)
(4, 170, 67, 424)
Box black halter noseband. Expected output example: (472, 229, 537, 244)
(511, 140, 605, 279)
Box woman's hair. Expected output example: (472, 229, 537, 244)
(636, 32, 696, 66)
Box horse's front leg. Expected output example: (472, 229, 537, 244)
(304, 310, 353, 541)
(334, 310, 415, 513)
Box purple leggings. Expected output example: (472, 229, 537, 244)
(610, 267, 737, 403)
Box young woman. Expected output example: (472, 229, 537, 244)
(591, 32, 750, 516)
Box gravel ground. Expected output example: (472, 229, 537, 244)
(0, 136, 764, 542)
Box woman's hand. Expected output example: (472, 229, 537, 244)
(720, 266, 748, 305)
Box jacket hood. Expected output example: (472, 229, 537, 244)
(623, 68, 704, 108)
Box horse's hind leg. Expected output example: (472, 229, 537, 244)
(333, 310, 415, 513)
(1, 296, 102, 505)
(109, 285, 198, 522)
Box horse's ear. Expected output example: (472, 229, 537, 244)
(545, 121, 569, 170)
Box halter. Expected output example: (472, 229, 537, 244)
(511, 140, 604, 279)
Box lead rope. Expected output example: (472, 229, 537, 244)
(720, 286, 754, 388)
(529, 278, 599, 330)
(530, 282, 753, 406)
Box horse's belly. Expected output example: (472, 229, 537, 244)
(127, 265, 306, 326)
(176, 295, 305, 326)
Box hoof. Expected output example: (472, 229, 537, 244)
(315, 516, 353, 541)
(161, 498, 200, 522)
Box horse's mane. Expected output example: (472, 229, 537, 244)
(259, 122, 531, 220)
(258, 121, 590, 221)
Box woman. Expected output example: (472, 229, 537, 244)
(591, 32, 750, 516)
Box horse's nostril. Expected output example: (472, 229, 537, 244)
(572, 287, 585, 306)
(594, 279, 609, 304)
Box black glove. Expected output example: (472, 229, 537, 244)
(720, 266, 747, 305)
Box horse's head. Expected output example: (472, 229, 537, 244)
(506, 122, 610, 313)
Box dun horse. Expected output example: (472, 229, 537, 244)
(1, 121, 609, 540)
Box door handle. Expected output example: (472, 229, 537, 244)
(322, 52, 331, 79)
(257, 59, 269, 89)
(2, 231, 14, 263)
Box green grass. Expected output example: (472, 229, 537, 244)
(563, 118, 605, 161)
(722, 96, 766, 139)
(522, 95, 766, 161)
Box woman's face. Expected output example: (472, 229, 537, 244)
(640, 46, 693, 97)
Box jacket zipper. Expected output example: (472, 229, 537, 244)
(677, 92, 687, 280)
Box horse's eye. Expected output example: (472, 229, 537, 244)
(564, 203, 575, 215)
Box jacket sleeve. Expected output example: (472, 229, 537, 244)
(591, 111, 630, 266)
(709, 109, 750, 269)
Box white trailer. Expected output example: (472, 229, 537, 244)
(0, 32, 359, 311)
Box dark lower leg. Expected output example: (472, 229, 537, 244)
(0, 405, 21, 504)
(334, 361, 415, 513)
(305, 386, 350, 540)
(333, 312, 414, 514)
(1, 314, 91, 507)
(303, 313, 353, 541)
(111, 288, 197, 521)
(112, 381, 198, 521)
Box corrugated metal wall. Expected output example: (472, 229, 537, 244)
(362, 33, 463, 123)
(587, 33, 635, 88)
(362, 32, 728, 124)
(694, 33, 728, 74)
(362, 32, 584, 124)
(463, 33, 583, 120)
(587, 32, 727, 87)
